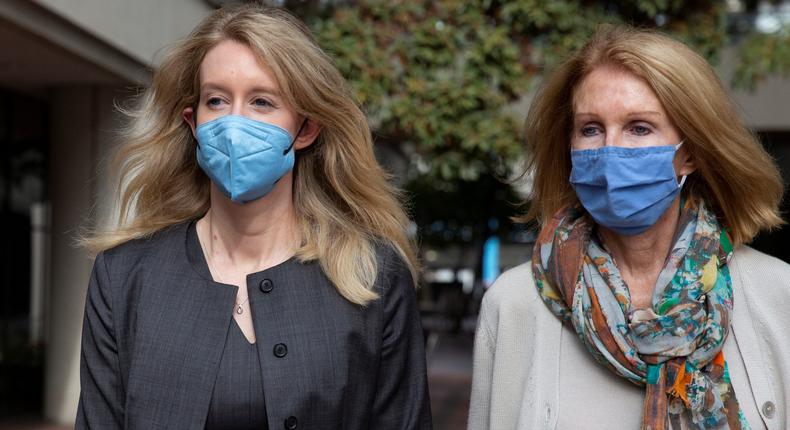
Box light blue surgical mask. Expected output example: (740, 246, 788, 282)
(196, 115, 304, 204)
(569, 141, 686, 236)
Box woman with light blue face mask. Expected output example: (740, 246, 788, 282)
(76, 5, 431, 429)
(469, 25, 790, 430)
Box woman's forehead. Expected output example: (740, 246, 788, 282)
(199, 39, 279, 92)
(572, 65, 665, 117)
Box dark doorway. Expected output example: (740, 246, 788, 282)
(0, 89, 49, 419)
(750, 131, 790, 262)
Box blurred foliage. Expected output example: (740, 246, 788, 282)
(730, 0, 790, 88)
(733, 32, 790, 89)
(275, 0, 790, 246)
(308, 0, 742, 185)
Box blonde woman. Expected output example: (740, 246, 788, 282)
(76, 5, 431, 429)
(469, 26, 789, 429)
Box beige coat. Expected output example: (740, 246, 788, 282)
(469, 246, 789, 430)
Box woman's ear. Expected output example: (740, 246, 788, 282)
(182, 107, 197, 138)
(293, 119, 322, 150)
(676, 143, 697, 177)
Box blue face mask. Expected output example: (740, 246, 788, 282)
(196, 115, 304, 204)
(569, 142, 686, 236)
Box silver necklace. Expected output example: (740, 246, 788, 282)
(200, 224, 249, 316)
(235, 296, 250, 315)
(199, 219, 256, 317)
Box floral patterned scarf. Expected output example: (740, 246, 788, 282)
(532, 200, 748, 430)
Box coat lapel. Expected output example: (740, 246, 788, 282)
(124, 230, 237, 429)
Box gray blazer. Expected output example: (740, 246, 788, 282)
(75, 222, 432, 429)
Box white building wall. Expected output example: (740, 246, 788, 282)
(33, 0, 213, 65)
(719, 47, 790, 130)
(731, 76, 790, 130)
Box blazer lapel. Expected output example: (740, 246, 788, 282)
(125, 268, 237, 429)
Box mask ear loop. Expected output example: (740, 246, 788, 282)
(675, 139, 688, 188)
(283, 118, 309, 155)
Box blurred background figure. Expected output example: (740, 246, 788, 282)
(481, 219, 501, 290)
(0, 0, 789, 429)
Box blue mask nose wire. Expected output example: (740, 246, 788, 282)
(283, 118, 308, 155)
(193, 115, 308, 155)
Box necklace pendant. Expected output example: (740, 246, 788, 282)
(236, 305, 243, 315)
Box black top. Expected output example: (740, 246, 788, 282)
(204, 321, 268, 429)
(187, 221, 268, 430)
(76, 221, 432, 429)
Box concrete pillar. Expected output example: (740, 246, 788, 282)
(29, 201, 51, 345)
(44, 86, 125, 424)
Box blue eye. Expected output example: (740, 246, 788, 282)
(581, 126, 599, 137)
(253, 98, 272, 108)
(632, 125, 651, 135)
(207, 97, 223, 107)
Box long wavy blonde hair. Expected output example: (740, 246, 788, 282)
(84, 5, 418, 305)
(518, 25, 783, 246)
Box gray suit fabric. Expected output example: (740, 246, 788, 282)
(75, 221, 432, 429)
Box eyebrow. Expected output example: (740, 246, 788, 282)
(625, 110, 662, 117)
(200, 82, 281, 97)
